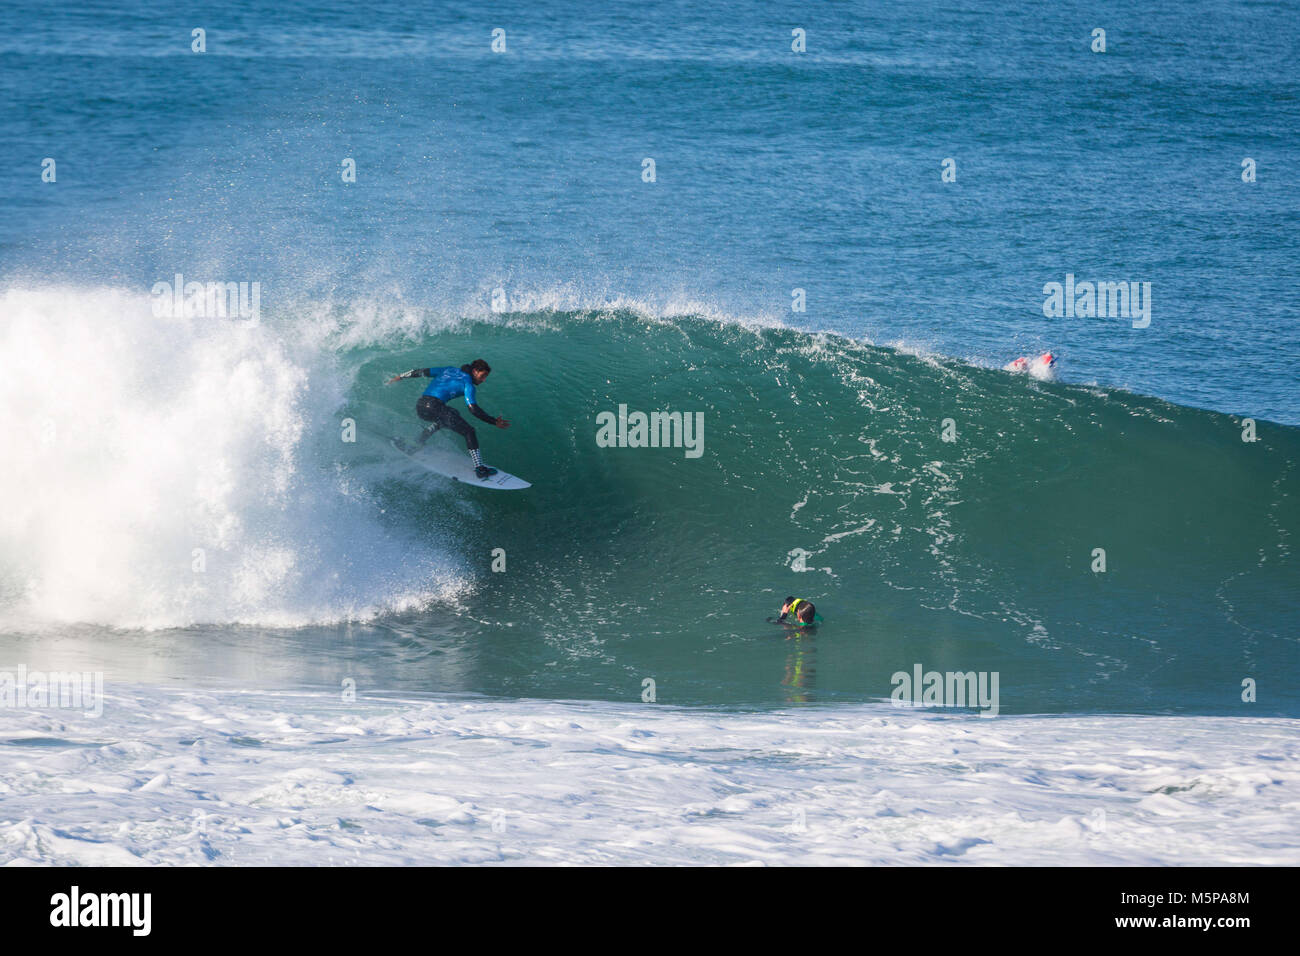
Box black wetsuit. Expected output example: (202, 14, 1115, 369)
(416, 394, 495, 450)
(395, 366, 499, 451)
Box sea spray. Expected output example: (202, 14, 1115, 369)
(0, 285, 466, 629)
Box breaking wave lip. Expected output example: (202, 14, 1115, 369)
(302, 283, 794, 352)
(0, 283, 471, 631)
(303, 283, 1070, 397)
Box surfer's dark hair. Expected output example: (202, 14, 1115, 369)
(798, 602, 815, 622)
(462, 359, 491, 375)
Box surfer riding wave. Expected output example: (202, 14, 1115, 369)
(386, 358, 511, 479)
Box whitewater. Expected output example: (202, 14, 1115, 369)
(3, 689, 1297, 866)
(0, 285, 468, 630)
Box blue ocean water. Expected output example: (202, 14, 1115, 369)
(0, 0, 1297, 719)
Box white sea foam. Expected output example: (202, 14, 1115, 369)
(0, 687, 1294, 866)
(0, 285, 467, 629)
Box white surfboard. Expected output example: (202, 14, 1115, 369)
(389, 437, 531, 490)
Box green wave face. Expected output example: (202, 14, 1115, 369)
(346, 310, 1299, 714)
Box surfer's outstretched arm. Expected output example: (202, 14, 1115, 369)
(385, 368, 431, 384)
(467, 404, 510, 428)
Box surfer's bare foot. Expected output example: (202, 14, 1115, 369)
(475, 465, 498, 479)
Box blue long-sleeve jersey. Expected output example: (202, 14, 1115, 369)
(421, 366, 479, 405)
